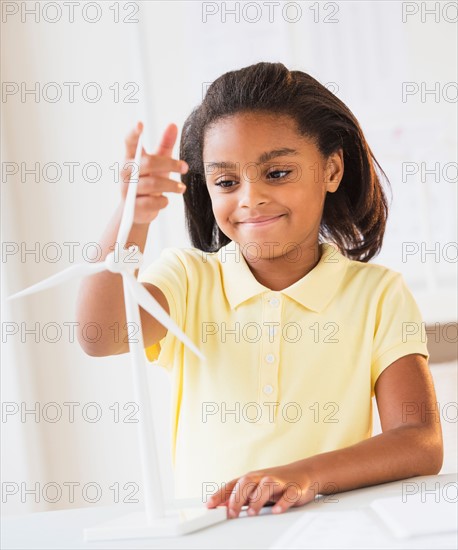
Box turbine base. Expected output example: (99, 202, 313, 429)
(84, 506, 227, 540)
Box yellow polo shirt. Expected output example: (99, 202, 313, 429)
(138, 241, 429, 499)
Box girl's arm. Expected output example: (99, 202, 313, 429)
(75, 122, 187, 357)
(298, 353, 443, 493)
(75, 204, 170, 357)
(207, 353, 444, 517)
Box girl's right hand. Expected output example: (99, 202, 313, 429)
(121, 121, 188, 225)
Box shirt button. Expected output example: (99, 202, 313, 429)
(265, 353, 275, 364)
(263, 384, 274, 395)
(269, 297, 280, 307)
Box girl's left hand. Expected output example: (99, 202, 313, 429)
(205, 462, 318, 518)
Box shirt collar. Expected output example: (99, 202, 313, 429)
(218, 241, 350, 312)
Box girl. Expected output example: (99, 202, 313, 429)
(76, 62, 443, 519)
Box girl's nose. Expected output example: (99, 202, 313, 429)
(238, 180, 269, 208)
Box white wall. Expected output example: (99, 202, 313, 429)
(2, 1, 456, 516)
(1, 2, 177, 515)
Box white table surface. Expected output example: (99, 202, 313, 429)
(2, 473, 457, 549)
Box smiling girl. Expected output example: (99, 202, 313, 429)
(76, 62, 443, 519)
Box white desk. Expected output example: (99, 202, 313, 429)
(2, 473, 457, 549)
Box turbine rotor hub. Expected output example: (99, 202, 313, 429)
(105, 245, 143, 274)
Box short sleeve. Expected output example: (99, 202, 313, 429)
(371, 272, 430, 392)
(137, 248, 188, 371)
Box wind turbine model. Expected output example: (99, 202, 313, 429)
(9, 133, 227, 539)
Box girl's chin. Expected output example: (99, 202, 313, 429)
(238, 241, 296, 262)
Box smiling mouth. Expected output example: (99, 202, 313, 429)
(238, 215, 285, 227)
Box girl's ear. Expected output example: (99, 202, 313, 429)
(324, 148, 344, 193)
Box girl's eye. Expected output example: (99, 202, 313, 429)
(214, 180, 236, 188)
(214, 170, 291, 188)
(267, 170, 291, 180)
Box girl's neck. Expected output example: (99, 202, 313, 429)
(242, 241, 322, 291)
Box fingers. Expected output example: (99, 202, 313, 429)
(125, 122, 181, 161)
(269, 480, 316, 515)
(227, 476, 282, 519)
(246, 480, 280, 516)
(228, 480, 259, 518)
(207, 475, 306, 519)
(123, 123, 188, 186)
(121, 174, 186, 197)
(122, 155, 188, 179)
(121, 122, 188, 225)
(205, 479, 238, 509)
(154, 123, 178, 157)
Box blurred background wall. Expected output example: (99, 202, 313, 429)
(1, 0, 457, 515)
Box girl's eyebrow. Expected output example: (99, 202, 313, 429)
(205, 148, 299, 171)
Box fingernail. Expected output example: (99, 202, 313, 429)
(228, 509, 236, 518)
(272, 505, 282, 513)
(247, 508, 256, 516)
(180, 162, 188, 173)
(178, 183, 187, 191)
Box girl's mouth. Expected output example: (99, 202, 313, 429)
(239, 215, 285, 227)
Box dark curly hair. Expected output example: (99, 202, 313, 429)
(179, 62, 390, 262)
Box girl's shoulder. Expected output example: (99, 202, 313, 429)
(343, 252, 411, 295)
(150, 246, 222, 276)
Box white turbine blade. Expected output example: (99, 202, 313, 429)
(116, 132, 143, 250)
(124, 272, 206, 362)
(8, 262, 107, 300)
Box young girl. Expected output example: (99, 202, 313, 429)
(76, 62, 443, 519)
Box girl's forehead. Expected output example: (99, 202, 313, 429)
(202, 113, 314, 160)
(206, 111, 297, 133)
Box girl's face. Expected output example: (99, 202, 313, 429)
(203, 112, 343, 261)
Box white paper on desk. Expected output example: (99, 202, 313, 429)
(269, 507, 458, 550)
(269, 509, 387, 549)
(370, 493, 458, 539)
